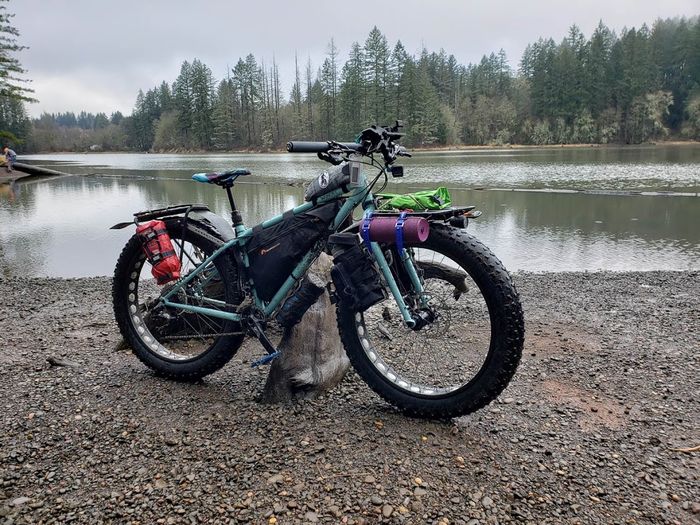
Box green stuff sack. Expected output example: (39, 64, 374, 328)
(378, 187, 452, 211)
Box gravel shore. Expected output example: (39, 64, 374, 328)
(1, 272, 698, 525)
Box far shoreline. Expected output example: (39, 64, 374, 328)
(19, 140, 700, 156)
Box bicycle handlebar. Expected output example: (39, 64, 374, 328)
(288, 122, 407, 167)
(286, 141, 362, 153)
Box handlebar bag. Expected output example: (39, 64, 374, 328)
(305, 163, 352, 202)
(246, 201, 340, 302)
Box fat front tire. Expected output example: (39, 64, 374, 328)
(113, 219, 244, 380)
(337, 224, 524, 419)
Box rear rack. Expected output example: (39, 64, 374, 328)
(133, 204, 210, 222)
(372, 206, 480, 221)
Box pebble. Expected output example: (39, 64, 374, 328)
(410, 500, 424, 513)
(267, 474, 284, 485)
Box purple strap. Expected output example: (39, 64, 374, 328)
(395, 211, 408, 256)
(361, 211, 373, 250)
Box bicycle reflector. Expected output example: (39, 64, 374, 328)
(135, 220, 181, 284)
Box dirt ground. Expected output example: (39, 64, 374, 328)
(0, 271, 698, 524)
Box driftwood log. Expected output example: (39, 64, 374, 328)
(261, 253, 350, 403)
(12, 162, 72, 179)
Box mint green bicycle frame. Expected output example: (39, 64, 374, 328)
(159, 161, 423, 328)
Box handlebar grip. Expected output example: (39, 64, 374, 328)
(287, 141, 363, 153)
(286, 141, 330, 153)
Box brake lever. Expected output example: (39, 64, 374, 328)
(395, 146, 412, 158)
(317, 151, 344, 165)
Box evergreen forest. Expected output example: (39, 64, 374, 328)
(5, 17, 700, 152)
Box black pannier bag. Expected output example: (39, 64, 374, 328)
(328, 233, 387, 312)
(246, 202, 340, 302)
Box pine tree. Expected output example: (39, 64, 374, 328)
(290, 52, 304, 137)
(212, 78, 238, 149)
(0, 0, 32, 146)
(0, 0, 33, 102)
(405, 56, 440, 145)
(157, 82, 173, 112)
(318, 40, 339, 137)
(364, 27, 392, 124)
(232, 55, 261, 146)
(0, 94, 29, 144)
(338, 42, 365, 138)
(391, 41, 410, 120)
(587, 21, 614, 117)
(304, 57, 315, 138)
(173, 61, 194, 147)
(189, 59, 215, 148)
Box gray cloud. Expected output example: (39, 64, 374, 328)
(12, 0, 699, 117)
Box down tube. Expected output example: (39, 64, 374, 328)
(263, 243, 323, 316)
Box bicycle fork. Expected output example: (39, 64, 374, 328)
(368, 241, 427, 330)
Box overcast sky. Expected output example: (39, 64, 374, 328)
(12, 0, 699, 118)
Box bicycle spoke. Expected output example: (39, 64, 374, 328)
(360, 250, 492, 395)
(130, 236, 232, 361)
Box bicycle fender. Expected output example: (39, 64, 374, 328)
(110, 205, 235, 242)
(189, 210, 235, 242)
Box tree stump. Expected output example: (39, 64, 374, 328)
(261, 253, 350, 403)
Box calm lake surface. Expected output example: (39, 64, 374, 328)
(1, 145, 698, 277)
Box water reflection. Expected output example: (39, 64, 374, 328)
(1, 170, 698, 276)
(454, 188, 699, 271)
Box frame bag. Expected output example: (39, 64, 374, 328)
(246, 202, 340, 302)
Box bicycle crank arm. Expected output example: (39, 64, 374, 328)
(245, 316, 280, 367)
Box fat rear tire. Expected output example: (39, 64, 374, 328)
(112, 219, 244, 380)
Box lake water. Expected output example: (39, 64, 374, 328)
(0, 145, 698, 277)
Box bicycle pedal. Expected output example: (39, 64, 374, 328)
(251, 351, 280, 367)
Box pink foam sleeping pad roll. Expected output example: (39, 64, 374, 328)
(367, 216, 430, 244)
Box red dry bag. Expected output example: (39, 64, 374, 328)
(135, 220, 181, 284)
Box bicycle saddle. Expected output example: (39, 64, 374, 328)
(192, 168, 251, 185)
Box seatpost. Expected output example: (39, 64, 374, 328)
(224, 183, 243, 227)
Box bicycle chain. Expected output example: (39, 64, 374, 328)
(160, 331, 245, 341)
